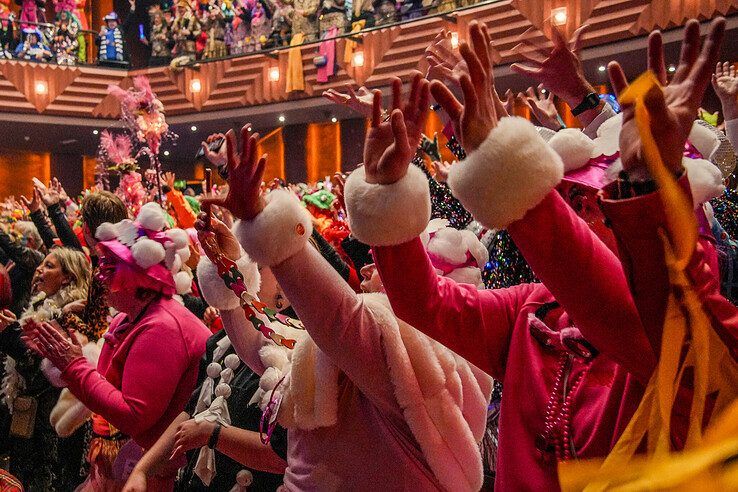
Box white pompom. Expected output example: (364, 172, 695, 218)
(165, 228, 189, 249)
(136, 202, 167, 231)
(174, 271, 192, 295)
(130, 238, 166, 269)
(427, 228, 468, 265)
(177, 246, 191, 264)
(169, 253, 182, 275)
(548, 128, 595, 173)
(259, 345, 290, 372)
(236, 470, 253, 486)
(224, 353, 241, 370)
(95, 222, 118, 241)
(206, 362, 222, 378)
(684, 157, 724, 206)
(215, 382, 232, 398)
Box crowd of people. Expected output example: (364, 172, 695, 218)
(0, 11, 737, 492)
(0, 0, 478, 66)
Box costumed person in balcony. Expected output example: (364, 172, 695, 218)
(290, 0, 317, 41)
(191, 105, 492, 488)
(171, 0, 201, 66)
(248, 0, 271, 51)
(0, 248, 91, 490)
(97, 12, 126, 62)
(0, 1, 15, 59)
(318, 0, 346, 36)
(27, 202, 210, 489)
(373, 0, 396, 25)
(201, 3, 226, 59)
(14, 28, 51, 61)
(144, 5, 171, 63)
(51, 11, 80, 65)
(342, 20, 732, 491)
(16, 0, 44, 29)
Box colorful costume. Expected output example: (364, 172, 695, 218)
(202, 5, 227, 59)
(14, 29, 51, 61)
(171, 0, 201, 63)
(97, 12, 125, 62)
(289, 0, 318, 41)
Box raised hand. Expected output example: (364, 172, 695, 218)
(430, 20, 498, 152)
(19, 187, 43, 213)
(201, 125, 266, 221)
(201, 133, 228, 168)
(162, 171, 176, 190)
(51, 178, 68, 203)
(608, 18, 726, 173)
(0, 309, 16, 333)
(195, 213, 242, 262)
(322, 85, 374, 118)
(519, 84, 563, 130)
(363, 73, 430, 185)
(713, 61, 738, 121)
(511, 25, 594, 110)
(34, 178, 61, 207)
(432, 160, 454, 182)
(25, 321, 82, 371)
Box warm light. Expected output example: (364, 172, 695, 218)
(34, 80, 48, 95)
(331, 116, 337, 123)
(668, 64, 676, 73)
(551, 7, 567, 26)
(163, 150, 170, 156)
(268, 67, 280, 82)
(598, 65, 606, 72)
(190, 79, 202, 93)
(24, 136, 30, 141)
(450, 32, 459, 49)
(352, 51, 365, 68)
(278, 115, 286, 123)
(92, 129, 99, 135)
(191, 125, 197, 132)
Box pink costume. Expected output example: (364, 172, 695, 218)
(197, 191, 493, 491)
(343, 116, 738, 490)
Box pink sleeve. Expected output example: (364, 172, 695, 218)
(373, 238, 533, 380)
(601, 178, 738, 361)
(61, 325, 191, 438)
(507, 190, 656, 382)
(272, 245, 402, 416)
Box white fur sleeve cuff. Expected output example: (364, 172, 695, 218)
(233, 189, 313, 267)
(197, 253, 258, 311)
(447, 116, 564, 229)
(344, 165, 430, 246)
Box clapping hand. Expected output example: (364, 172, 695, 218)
(519, 84, 562, 130)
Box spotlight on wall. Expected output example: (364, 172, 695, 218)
(450, 32, 459, 49)
(269, 66, 280, 82)
(34, 80, 48, 95)
(190, 78, 202, 93)
(551, 7, 567, 26)
(352, 50, 365, 68)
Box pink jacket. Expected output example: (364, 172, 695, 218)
(62, 297, 211, 450)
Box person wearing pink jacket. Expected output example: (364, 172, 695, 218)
(341, 19, 734, 491)
(30, 203, 211, 489)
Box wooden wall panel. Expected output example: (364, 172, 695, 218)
(0, 151, 50, 199)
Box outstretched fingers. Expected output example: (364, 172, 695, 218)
(430, 80, 463, 122)
(689, 17, 726, 102)
(647, 30, 667, 85)
(672, 19, 701, 84)
(607, 61, 628, 97)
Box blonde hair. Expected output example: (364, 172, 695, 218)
(49, 247, 91, 305)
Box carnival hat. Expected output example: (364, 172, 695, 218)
(103, 11, 119, 21)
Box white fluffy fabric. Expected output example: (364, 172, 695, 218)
(548, 128, 595, 172)
(445, 266, 484, 286)
(131, 238, 166, 269)
(233, 190, 313, 267)
(197, 253, 260, 311)
(683, 157, 724, 206)
(95, 222, 118, 241)
(592, 113, 623, 157)
(136, 202, 167, 231)
(689, 121, 720, 160)
(166, 228, 189, 250)
(174, 271, 193, 295)
(344, 165, 431, 246)
(448, 116, 564, 229)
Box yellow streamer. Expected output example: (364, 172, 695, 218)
(558, 71, 738, 491)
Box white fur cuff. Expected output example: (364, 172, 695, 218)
(197, 253, 259, 311)
(233, 190, 313, 267)
(344, 165, 431, 246)
(448, 117, 564, 229)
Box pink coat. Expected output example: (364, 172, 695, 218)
(373, 182, 736, 490)
(62, 297, 211, 450)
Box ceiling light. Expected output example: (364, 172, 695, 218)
(24, 136, 30, 141)
(163, 150, 170, 156)
(278, 115, 285, 123)
(598, 65, 606, 72)
(92, 129, 99, 135)
(331, 116, 337, 123)
(668, 64, 676, 73)
(191, 125, 197, 132)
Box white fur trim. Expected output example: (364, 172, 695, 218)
(233, 190, 313, 267)
(689, 121, 720, 159)
(196, 253, 259, 311)
(136, 202, 167, 231)
(684, 157, 724, 206)
(259, 344, 290, 372)
(345, 165, 431, 246)
(50, 389, 91, 437)
(174, 271, 193, 295)
(548, 128, 595, 172)
(448, 117, 564, 229)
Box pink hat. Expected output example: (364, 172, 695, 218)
(95, 202, 193, 298)
(420, 218, 488, 287)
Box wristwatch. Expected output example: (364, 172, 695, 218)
(571, 92, 600, 116)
